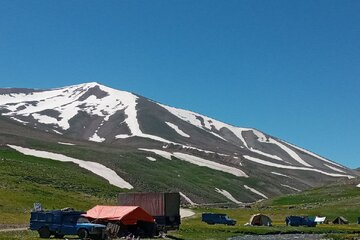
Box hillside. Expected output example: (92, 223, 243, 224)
(0, 146, 119, 224)
(259, 177, 360, 222)
(0, 82, 358, 205)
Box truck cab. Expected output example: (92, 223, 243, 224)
(30, 209, 106, 239)
(202, 213, 236, 226)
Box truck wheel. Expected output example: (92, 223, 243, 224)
(38, 227, 51, 238)
(78, 228, 89, 239)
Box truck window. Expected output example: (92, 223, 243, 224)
(77, 217, 90, 223)
(63, 215, 78, 223)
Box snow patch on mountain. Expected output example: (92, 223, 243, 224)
(283, 140, 347, 169)
(8, 144, 133, 189)
(215, 188, 243, 204)
(32, 113, 58, 125)
(138, 148, 248, 177)
(244, 185, 268, 199)
(173, 152, 248, 177)
(324, 164, 346, 173)
(160, 104, 249, 145)
(180, 192, 197, 205)
(58, 142, 75, 146)
(249, 147, 283, 161)
(146, 156, 157, 162)
(357, 184, 360, 188)
(253, 129, 268, 142)
(271, 172, 292, 178)
(10, 117, 27, 124)
(243, 155, 354, 179)
(139, 148, 173, 160)
(89, 132, 105, 142)
(281, 184, 301, 192)
(268, 138, 311, 167)
(165, 122, 190, 138)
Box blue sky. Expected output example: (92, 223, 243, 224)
(0, 0, 359, 168)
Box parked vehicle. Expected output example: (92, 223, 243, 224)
(118, 192, 180, 232)
(29, 209, 106, 239)
(202, 213, 236, 225)
(285, 216, 317, 227)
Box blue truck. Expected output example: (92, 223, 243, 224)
(285, 216, 317, 227)
(202, 213, 236, 225)
(30, 209, 106, 239)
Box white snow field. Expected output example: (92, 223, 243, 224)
(243, 155, 354, 179)
(215, 188, 243, 204)
(8, 145, 133, 189)
(0, 82, 172, 144)
(139, 149, 248, 177)
(268, 138, 312, 167)
(282, 140, 346, 169)
(357, 184, 360, 188)
(244, 185, 268, 199)
(173, 152, 248, 177)
(160, 103, 249, 145)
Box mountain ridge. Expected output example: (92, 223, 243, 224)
(0, 82, 358, 204)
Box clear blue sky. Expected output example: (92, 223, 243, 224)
(0, 0, 359, 168)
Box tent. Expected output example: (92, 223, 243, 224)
(83, 205, 155, 225)
(314, 216, 327, 224)
(332, 216, 349, 225)
(249, 214, 272, 226)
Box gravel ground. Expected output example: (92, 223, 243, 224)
(228, 234, 328, 240)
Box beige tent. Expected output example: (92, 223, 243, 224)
(332, 216, 349, 224)
(249, 214, 272, 226)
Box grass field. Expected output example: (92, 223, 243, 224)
(0, 147, 120, 224)
(0, 144, 360, 239)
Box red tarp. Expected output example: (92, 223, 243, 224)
(83, 205, 155, 225)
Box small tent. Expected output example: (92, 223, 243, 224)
(332, 216, 349, 225)
(249, 214, 272, 226)
(83, 205, 155, 225)
(314, 216, 327, 224)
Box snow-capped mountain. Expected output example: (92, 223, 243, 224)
(0, 82, 357, 204)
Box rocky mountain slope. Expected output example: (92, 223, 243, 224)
(0, 82, 358, 204)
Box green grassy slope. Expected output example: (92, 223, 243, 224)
(4, 134, 267, 204)
(170, 178, 360, 239)
(0, 147, 120, 224)
(262, 179, 360, 223)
